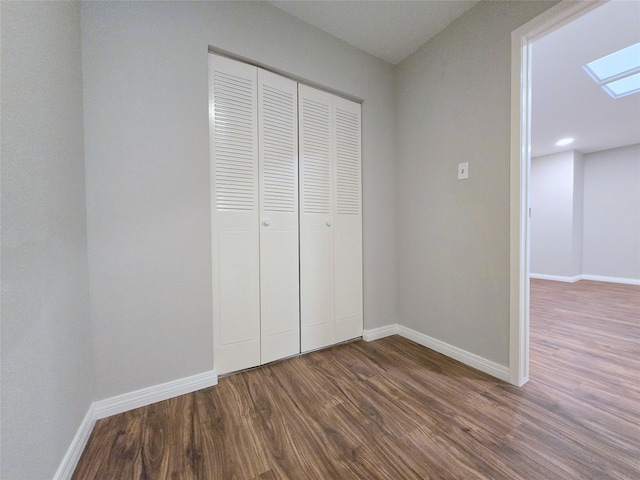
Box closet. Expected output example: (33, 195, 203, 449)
(209, 54, 362, 375)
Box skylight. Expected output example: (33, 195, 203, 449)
(603, 72, 640, 98)
(584, 42, 640, 98)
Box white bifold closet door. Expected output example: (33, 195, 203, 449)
(299, 85, 363, 353)
(258, 69, 300, 365)
(209, 54, 299, 374)
(210, 55, 260, 374)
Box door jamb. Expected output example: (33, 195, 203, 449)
(509, 0, 605, 386)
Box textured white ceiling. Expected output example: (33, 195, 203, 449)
(269, 0, 479, 65)
(532, 0, 640, 157)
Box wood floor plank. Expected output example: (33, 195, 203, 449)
(140, 394, 197, 479)
(72, 407, 146, 480)
(242, 367, 344, 479)
(190, 388, 221, 479)
(74, 280, 640, 479)
(201, 373, 272, 479)
(315, 400, 428, 480)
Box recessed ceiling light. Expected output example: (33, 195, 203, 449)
(584, 42, 640, 98)
(555, 138, 574, 147)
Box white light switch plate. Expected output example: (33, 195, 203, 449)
(458, 162, 469, 180)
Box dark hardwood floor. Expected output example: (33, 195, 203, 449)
(73, 280, 640, 479)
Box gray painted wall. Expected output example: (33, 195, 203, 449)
(1, 2, 94, 479)
(583, 144, 640, 280)
(530, 145, 639, 282)
(573, 152, 585, 277)
(530, 150, 583, 278)
(395, 0, 556, 367)
(81, 1, 398, 400)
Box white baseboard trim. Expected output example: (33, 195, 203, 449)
(363, 324, 399, 341)
(55, 370, 218, 478)
(530, 273, 581, 283)
(581, 274, 640, 286)
(363, 323, 509, 382)
(53, 404, 97, 480)
(531, 273, 640, 286)
(396, 325, 510, 382)
(94, 369, 218, 419)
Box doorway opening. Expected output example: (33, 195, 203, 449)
(509, 0, 605, 386)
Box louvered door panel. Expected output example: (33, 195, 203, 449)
(209, 54, 260, 374)
(213, 72, 257, 211)
(258, 69, 300, 364)
(299, 85, 335, 352)
(300, 98, 331, 215)
(333, 98, 363, 343)
(335, 107, 361, 215)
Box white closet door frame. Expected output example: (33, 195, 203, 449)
(299, 85, 335, 352)
(210, 55, 362, 366)
(209, 54, 261, 374)
(258, 69, 300, 364)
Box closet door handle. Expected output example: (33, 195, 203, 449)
(262, 219, 271, 227)
(326, 221, 332, 227)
